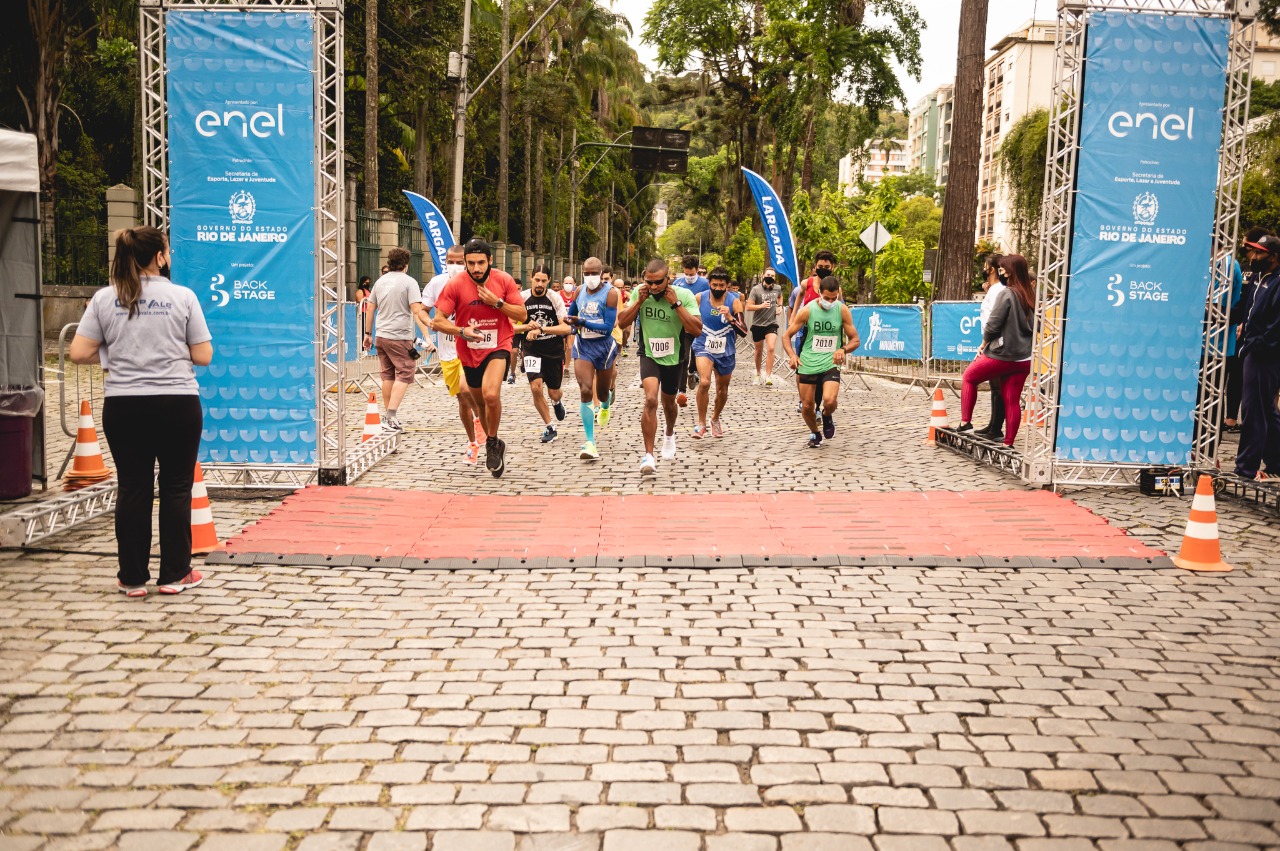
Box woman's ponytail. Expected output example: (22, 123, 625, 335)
(110, 225, 167, 318)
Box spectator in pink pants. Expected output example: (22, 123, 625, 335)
(957, 254, 1035, 446)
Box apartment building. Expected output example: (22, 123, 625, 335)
(838, 139, 909, 195)
(976, 19, 1057, 252)
(908, 83, 954, 186)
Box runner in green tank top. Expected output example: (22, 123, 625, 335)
(783, 275, 860, 448)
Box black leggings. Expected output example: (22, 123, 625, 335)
(101, 395, 203, 586)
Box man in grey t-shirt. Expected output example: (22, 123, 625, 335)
(746, 268, 783, 384)
(363, 247, 431, 431)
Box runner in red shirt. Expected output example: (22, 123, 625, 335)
(799, 249, 837, 307)
(431, 238, 527, 478)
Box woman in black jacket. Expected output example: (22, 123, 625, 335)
(957, 254, 1035, 447)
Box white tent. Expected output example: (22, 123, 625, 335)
(0, 129, 46, 489)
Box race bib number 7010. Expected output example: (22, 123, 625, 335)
(811, 335, 837, 353)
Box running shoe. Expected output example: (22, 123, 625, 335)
(464, 442, 479, 465)
(711, 420, 725, 438)
(507, 373, 516, 385)
(764, 374, 774, 387)
(158, 570, 204, 595)
(597, 407, 611, 429)
(676, 393, 688, 408)
(487, 438, 506, 477)
(691, 425, 706, 439)
(640, 453, 658, 475)
(752, 373, 762, 386)
(807, 433, 823, 449)
(117, 582, 147, 598)
(553, 401, 566, 421)
(580, 441, 600, 461)
(661, 434, 677, 460)
(474, 418, 487, 444)
(383, 416, 404, 434)
(541, 425, 557, 444)
(822, 414, 835, 439)
(796, 401, 804, 415)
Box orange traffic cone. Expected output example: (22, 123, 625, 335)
(362, 393, 381, 442)
(924, 388, 948, 445)
(63, 400, 112, 490)
(190, 462, 221, 554)
(1171, 475, 1232, 573)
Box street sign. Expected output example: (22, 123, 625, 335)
(860, 222, 891, 254)
(631, 126, 691, 174)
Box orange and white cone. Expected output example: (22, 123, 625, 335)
(64, 400, 112, 490)
(362, 393, 381, 442)
(924, 388, 948, 445)
(190, 462, 221, 554)
(1171, 475, 1232, 573)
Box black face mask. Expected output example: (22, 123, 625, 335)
(1250, 258, 1270, 274)
(711, 287, 727, 298)
(646, 279, 667, 297)
(468, 265, 491, 285)
(159, 263, 171, 279)
(814, 266, 832, 276)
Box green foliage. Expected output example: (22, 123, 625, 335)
(973, 238, 1001, 293)
(789, 179, 904, 297)
(1241, 114, 1280, 234)
(724, 220, 765, 282)
(658, 220, 698, 257)
(873, 238, 927, 304)
(893, 195, 943, 249)
(996, 108, 1049, 258)
(1251, 79, 1280, 118)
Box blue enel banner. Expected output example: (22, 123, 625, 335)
(930, 301, 983, 362)
(851, 305, 924, 361)
(742, 168, 800, 287)
(1056, 12, 1228, 465)
(403, 191, 456, 276)
(168, 11, 317, 464)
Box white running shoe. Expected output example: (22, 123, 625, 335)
(764, 374, 774, 387)
(640, 453, 657, 475)
(752, 373, 762, 385)
(661, 434, 677, 460)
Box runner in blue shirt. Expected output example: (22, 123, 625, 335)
(673, 254, 710, 406)
(566, 256, 620, 461)
(691, 267, 745, 439)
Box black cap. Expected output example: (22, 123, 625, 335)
(708, 266, 731, 282)
(463, 238, 492, 257)
(1244, 234, 1280, 255)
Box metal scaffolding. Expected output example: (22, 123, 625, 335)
(1020, 0, 1255, 487)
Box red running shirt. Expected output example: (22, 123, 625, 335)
(432, 269, 526, 368)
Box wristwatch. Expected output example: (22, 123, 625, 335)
(496, 299, 506, 310)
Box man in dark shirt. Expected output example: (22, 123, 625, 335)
(1235, 235, 1280, 480)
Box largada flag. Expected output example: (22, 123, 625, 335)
(742, 168, 799, 287)
(403, 191, 456, 276)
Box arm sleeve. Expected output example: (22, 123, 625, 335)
(580, 302, 617, 334)
(567, 291, 580, 317)
(983, 290, 1011, 345)
(77, 293, 103, 341)
(553, 295, 568, 322)
(186, 291, 213, 344)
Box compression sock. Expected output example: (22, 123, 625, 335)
(604, 391, 613, 410)
(581, 402, 595, 443)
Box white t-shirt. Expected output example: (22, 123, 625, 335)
(368, 271, 422, 340)
(77, 276, 212, 397)
(422, 271, 458, 361)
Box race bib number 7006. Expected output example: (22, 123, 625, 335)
(649, 337, 675, 358)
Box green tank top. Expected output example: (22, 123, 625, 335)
(799, 300, 843, 375)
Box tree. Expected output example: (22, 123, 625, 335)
(724, 219, 765, 282)
(364, 0, 379, 209)
(873, 237, 927, 304)
(996, 107, 1049, 259)
(893, 195, 943, 249)
(935, 0, 988, 300)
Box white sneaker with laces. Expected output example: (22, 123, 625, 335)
(752, 373, 762, 385)
(764, 374, 774, 386)
(661, 434, 677, 460)
(640, 453, 657, 475)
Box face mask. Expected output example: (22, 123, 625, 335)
(446, 263, 464, 277)
(711, 287, 727, 298)
(468, 265, 490, 284)
(1250, 258, 1269, 274)
(564, 282, 575, 292)
(819, 295, 838, 309)
(159, 262, 171, 279)
(815, 266, 832, 277)
(583, 274, 602, 290)
(763, 279, 774, 288)
(684, 272, 697, 281)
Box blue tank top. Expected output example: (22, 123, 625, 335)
(573, 284, 614, 339)
(696, 291, 737, 357)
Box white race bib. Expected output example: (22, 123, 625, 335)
(704, 335, 727, 355)
(811, 335, 837, 353)
(472, 329, 497, 350)
(523, 355, 542, 374)
(649, 337, 675, 359)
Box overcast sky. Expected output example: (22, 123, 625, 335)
(610, 0, 1049, 110)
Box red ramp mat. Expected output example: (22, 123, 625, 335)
(222, 488, 1164, 561)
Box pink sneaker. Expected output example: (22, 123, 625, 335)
(464, 442, 479, 465)
(117, 582, 147, 598)
(158, 570, 204, 595)
(711, 420, 725, 438)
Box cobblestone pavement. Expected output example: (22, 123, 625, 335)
(3, 347, 1278, 850)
